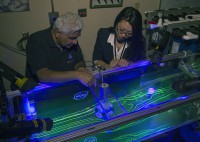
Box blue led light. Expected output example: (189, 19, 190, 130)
(29, 106, 36, 114)
(149, 24, 158, 29)
(24, 98, 37, 120)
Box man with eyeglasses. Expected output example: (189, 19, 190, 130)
(92, 7, 146, 69)
(26, 12, 95, 87)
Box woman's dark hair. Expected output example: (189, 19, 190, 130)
(113, 7, 145, 61)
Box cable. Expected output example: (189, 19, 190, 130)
(16, 36, 29, 51)
(0, 61, 38, 92)
(0, 42, 25, 56)
(185, 14, 200, 21)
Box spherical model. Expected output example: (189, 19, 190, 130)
(94, 102, 114, 120)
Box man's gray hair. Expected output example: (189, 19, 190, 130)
(53, 12, 83, 34)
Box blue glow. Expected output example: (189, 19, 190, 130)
(29, 106, 36, 113)
(149, 24, 158, 29)
(175, 96, 189, 100)
(24, 99, 37, 120)
(26, 83, 52, 94)
(26, 80, 80, 94)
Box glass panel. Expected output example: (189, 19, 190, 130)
(76, 99, 200, 142)
(23, 53, 200, 141)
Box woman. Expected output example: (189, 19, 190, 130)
(92, 7, 146, 69)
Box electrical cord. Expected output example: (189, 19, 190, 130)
(185, 14, 200, 21)
(16, 36, 29, 51)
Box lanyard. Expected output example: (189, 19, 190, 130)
(113, 39, 126, 59)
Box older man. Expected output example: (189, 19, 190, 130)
(26, 12, 95, 87)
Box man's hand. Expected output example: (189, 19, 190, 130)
(76, 71, 96, 87)
(76, 67, 91, 73)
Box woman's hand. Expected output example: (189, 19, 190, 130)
(118, 59, 129, 67)
(109, 59, 119, 68)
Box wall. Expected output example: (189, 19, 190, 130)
(0, 0, 160, 90)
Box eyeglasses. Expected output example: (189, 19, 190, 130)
(116, 25, 133, 37)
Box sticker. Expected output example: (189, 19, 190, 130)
(74, 91, 89, 100)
